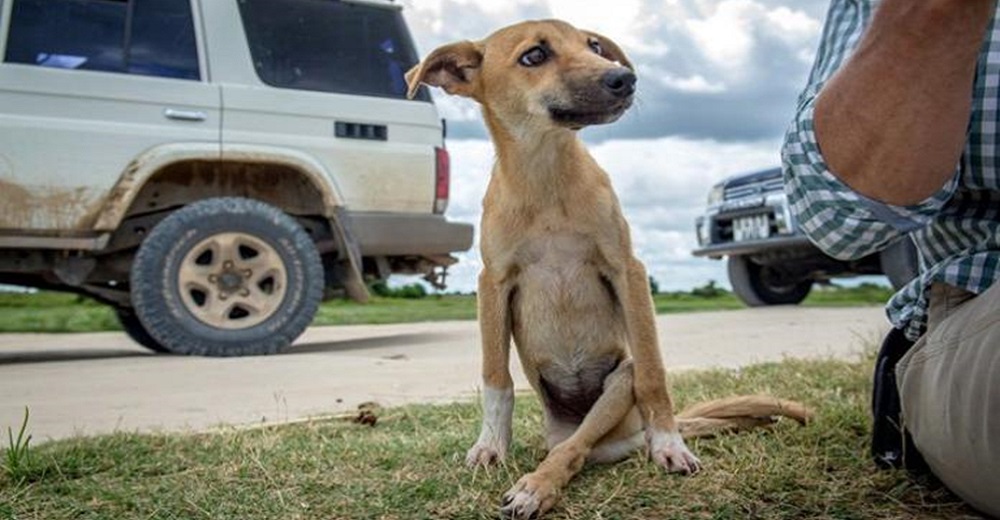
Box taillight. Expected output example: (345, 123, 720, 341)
(434, 146, 450, 214)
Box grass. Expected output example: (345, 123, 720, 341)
(0, 355, 981, 519)
(2, 408, 31, 485)
(0, 284, 894, 334)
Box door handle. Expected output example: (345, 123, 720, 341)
(164, 108, 207, 122)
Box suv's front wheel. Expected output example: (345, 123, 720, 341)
(115, 307, 168, 353)
(130, 197, 323, 356)
(728, 255, 812, 306)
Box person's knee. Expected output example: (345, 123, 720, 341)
(898, 285, 1000, 517)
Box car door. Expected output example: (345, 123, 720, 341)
(212, 0, 443, 214)
(0, 0, 220, 233)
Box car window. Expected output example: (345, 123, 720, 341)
(4, 0, 199, 80)
(237, 0, 430, 101)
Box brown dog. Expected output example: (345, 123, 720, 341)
(407, 20, 812, 519)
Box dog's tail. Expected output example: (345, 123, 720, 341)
(675, 395, 814, 439)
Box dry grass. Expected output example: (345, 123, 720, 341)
(0, 355, 982, 520)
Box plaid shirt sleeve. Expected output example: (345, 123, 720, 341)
(781, 0, 960, 261)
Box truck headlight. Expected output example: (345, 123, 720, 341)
(707, 185, 724, 206)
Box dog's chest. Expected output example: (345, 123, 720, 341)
(516, 229, 594, 268)
(511, 231, 607, 298)
(507, 230, 625, 355)
(506, 231, 627, 421)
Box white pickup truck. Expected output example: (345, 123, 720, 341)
(693, 167, 918, 306)
(0, 0, 473, 356)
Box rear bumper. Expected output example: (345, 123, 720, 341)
(349, 211, 474, 256)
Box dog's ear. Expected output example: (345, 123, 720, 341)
(406, 41, 483, 99)
(583, 31, 634, 71)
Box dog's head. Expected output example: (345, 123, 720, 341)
(406, 19, 635, 132)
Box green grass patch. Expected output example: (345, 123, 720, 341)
(0, 284, 894, 335)
(0, 356, 975, 519)
(803, 283, 898, 307)
(312, 294, 479, 325)
(3, 408, 32, 486)
(0, 293, 119, 333)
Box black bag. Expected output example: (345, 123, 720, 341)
(871, 327, 929, 473)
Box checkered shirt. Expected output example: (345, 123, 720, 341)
(782, 1, 1000, 340)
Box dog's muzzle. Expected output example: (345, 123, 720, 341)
(547, 66, 636, 129)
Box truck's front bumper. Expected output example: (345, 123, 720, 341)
(692, 235, 814, 259)
(349, 211, 474, 256)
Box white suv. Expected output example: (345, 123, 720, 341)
(0, 0, 473, 355)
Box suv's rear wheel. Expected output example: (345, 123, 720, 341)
(130, 197, 323, 356)
(728, 255, 812, 306)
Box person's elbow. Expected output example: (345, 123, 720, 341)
(782, 115, 884, 263)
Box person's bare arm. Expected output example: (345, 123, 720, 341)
(815, 0, 995, 206)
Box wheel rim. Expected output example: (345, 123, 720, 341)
(759, 267, 800, 295)
(177, 232, 288, 330)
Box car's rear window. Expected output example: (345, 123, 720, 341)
(237, 0, 430, 101)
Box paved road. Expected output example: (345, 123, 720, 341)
(0, 306, 890, 442)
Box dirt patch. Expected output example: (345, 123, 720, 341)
(0, 179, 103, 231)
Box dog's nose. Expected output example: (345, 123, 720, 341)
(602, 69, 636, 97)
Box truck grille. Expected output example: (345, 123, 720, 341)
(724, 177, 784, 200)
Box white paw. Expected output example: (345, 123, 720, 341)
(500, 473, 558, 519)
(466, 386, 513, 467)
(465, 440, 506, 467)
(647, 429, 701, 475)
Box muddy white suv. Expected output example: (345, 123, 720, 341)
(693, 167, 918, 306)
(0, 0, 473, 356)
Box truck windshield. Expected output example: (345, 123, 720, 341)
(237, 0, 430, 101)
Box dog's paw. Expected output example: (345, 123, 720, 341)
(647, 429, 701, 475)
(500, 472, 559, 520)
(465, 441, 506, 467)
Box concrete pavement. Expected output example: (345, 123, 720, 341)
(0, 306, 890, 442)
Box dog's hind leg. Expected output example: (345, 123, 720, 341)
(588, 408, 644, 463)
(501, 360, 636, 520)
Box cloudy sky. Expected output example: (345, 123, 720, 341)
(398, 0, 832, 293)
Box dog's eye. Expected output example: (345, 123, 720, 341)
(588, 39, 603, 56)
(519, 46, 548, 67)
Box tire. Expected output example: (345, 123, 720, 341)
(130, 197, 323, 356)
(115, 307, 169, 353)
(728, 255, 812, 306)
(880, 237, 920, 290)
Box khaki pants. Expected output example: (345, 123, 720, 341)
(896, 282, 1000, 518)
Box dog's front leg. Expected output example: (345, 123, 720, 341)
(501, 360, 636, 520)
(619, 258, 701, 474)
(466, 270, 515, 467)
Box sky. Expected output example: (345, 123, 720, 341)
(397, 0, 832, 293)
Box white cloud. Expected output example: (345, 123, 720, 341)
(767, 6, 823, 45)
(547, 0, 642, 38)
(659, 73, 727, 93)
(686, 0, 760, 66)
(684, 0, 821, 75)
(432, 92, 480, 123)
